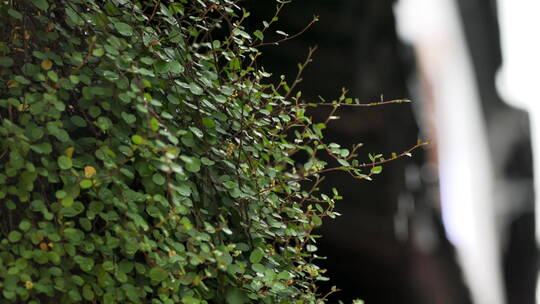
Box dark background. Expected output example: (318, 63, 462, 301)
(246, 1, 471, 303)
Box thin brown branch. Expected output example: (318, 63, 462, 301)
(316, 141, 429, 175)
(259, 141, 429, 194)
(284, 46, 317, 100)
(146, 0, 161, 25)
(73, 38, 96, 72)
(305, 98, 411, 108)
(254, 15, 319, 48)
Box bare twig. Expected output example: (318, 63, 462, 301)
(316, 141, 429, 175)
(312, 98, 411, 107)
(146, 0, 161, 25)
(254, 15, 319, 48)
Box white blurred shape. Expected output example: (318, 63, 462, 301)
(496, 0, 540, 244)
(395, 0, 505, 304)
(496, 0, 540, 302)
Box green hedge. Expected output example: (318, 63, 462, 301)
(0, 0, 422, 303)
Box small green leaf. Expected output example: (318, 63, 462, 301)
(0, 57, 14, 67)
(306, 244, 317, 252)
(74, 256, 94, 272)
(226, 288, 248, 304)
(30, 143, 52, 154)
(8, 231, 22, 243)
(148, 267, 168, 282)
(131, 135, 145, 144)
(277, 271, 290, 280)
(82, 285, 95, 301)
(55, 190, 67, 199)
(69, 75, 80, 84)
(152, 173, 165, 185)
(8, 9, 22, 20)
(79, 179, 93, 189)
(176, 183, 191, 196)
(31, 0, 49, 11)
(79, 218, 92, 231)
(18, 220, 31, 231)
(168, 61, 185, 73)
(46, 123, 70, 141)
(229, 58, 241, 71)
(189, 82, 203, 95)
(68, 290, 82, 301)
(71, 275, 85, 286)
(47, 71, 58, 82)
(61, 197, 74, 207)
(49, 267, 63, 276)
(71, 115, 87, 127)
(96, 116, 112, 130)
(150, 117, 159, 131)
(223, 181, 237, 190)
(371, 166, 382, 174)
(202, 117, 216, 128)
(337, 159, 350, 167)
(58, 156, 72, 170)
(102, 261, 115, 271)
(121, 112, 136, 124)
(253, 30, 264, 40)
(114, 22, 133, 36)
(249, 248, 263, 263)
(251, 263, 265, 273)
(201, 157, 215, 166)
(189, 127, 203, 138)
(64, 228, 84, 244)
(103, 71, 118, 81)
(14, 75, 30, 84)
(92, 48, 105, 57)
(181, 156, 201, 173)
(89, 201, 104, 213)
(182, 296, 201, 304)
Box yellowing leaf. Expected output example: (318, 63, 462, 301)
(84, 166, 96, 178)
(39, 242, 49, 251)
(41, 59, 53, 70)
(64, 147, 75, 158)
(7, 80, 19, 88)
(18, 103, 29, 112)
(25, 281, 34, 290)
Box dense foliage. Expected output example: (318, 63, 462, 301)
(0, 0, 424, 303)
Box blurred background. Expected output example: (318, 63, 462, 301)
(247, 0, 538, 303)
